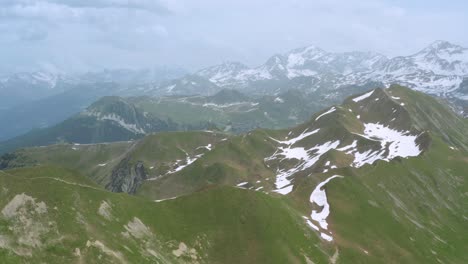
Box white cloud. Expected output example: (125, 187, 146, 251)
(0, 0, 466, 73)
(1, 0, 170, 14)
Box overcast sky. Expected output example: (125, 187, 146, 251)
(1, 0, 467, 74)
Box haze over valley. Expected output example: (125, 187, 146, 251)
(0, 1, 467, 263)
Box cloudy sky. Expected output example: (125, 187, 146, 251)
(1, 0, 467, 74)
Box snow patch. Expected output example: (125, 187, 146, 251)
(86, 111, 145, 134)
(154, 197, 177, 202)
(320, 233, 333, 242)
(167, 143, 213, 174)
(315, 107, 336, 121)
(307, 175, 343, 242)
(352, 90, 374, 102)
(274, 97, 284, 103)
(271, 128, 320, 146)
(266, 140, 340, 195)
(310, 175, 343, 230)
(352, 123, 421, 167)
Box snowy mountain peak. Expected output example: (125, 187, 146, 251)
(0, 70, 71, 89)
(414, 41, 468, 63)
(286, 45, 327, 68)
(196, 61, 249, 84)
(188, 40, 468, 99)
(197, 61, 248, 75)
(263, 55, 288, 73)
(421, 40, 465, 53)
(31, 71, 61, 88)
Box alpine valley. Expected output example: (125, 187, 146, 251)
(1, 85, 467, 263)
(1, 41, 468, 145)
(0, 39, 468, 264)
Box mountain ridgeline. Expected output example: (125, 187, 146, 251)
(1, 85, 467, 263)
(0, 96, 216, 154)
(193, 41, 468, 96)
(1, 40, 467, 144)
(1, 85, 379, 154)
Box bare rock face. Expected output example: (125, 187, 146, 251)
(106, 157, 147, 194)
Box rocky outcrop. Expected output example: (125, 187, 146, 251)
(106, 157, 147, 194)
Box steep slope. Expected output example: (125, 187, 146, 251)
(0, 97, 181, 154)
(0, 67, 188, 140)
(196, 61, 249, 86)
(134, 89, 321, 133)
(2, 85, 467, 263)
(7, 85, 466, 199)
(190, 40, 468, 112)
(141, 85, 452, 198)
(0, 166, 330, 264)
(195, 46, 388, 87)
(139, 85, 468, 263)
(361, 40, 468, 94)
(449, 77, 468, 116)
(290, 135, 468, 263)
(135, 84, 377, 134)
(0, 86, 337, 154)
(0, 131, 226, 195)
(195, 41, 468, 96)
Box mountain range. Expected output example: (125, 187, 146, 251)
(1, 85, 467, 263)
(0, 83, 381, 154)
(0, 40, 467, 147)
(3, 40, 467, 100)
(0, 67, 187, 141)
(193, 40, 468, 96)
(0, 66, 187, 111)
(124, 40, 468, 116)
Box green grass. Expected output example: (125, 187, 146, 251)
(138, 130, 278, 200)
(1, 85, 468, 263)
(0, 166, 330, 264)
(291, 135, 468, 263)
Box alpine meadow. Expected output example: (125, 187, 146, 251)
(0, 1, 467, 263)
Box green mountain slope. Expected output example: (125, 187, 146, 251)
(0, 131, 227, 194)
(0, 84, 376, 155)
(1, 85, 467, 263)
(0, 97, 184, 154)
(0, 166, 330, 264)
(133, 88, 324, 134)
(135, 85, 379, 134)
(290, 136, 468, 263)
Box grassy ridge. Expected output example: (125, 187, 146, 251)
(1, 85, 467, 263)
(0, 166, 330, 264)
(291, 135, 468, 263)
